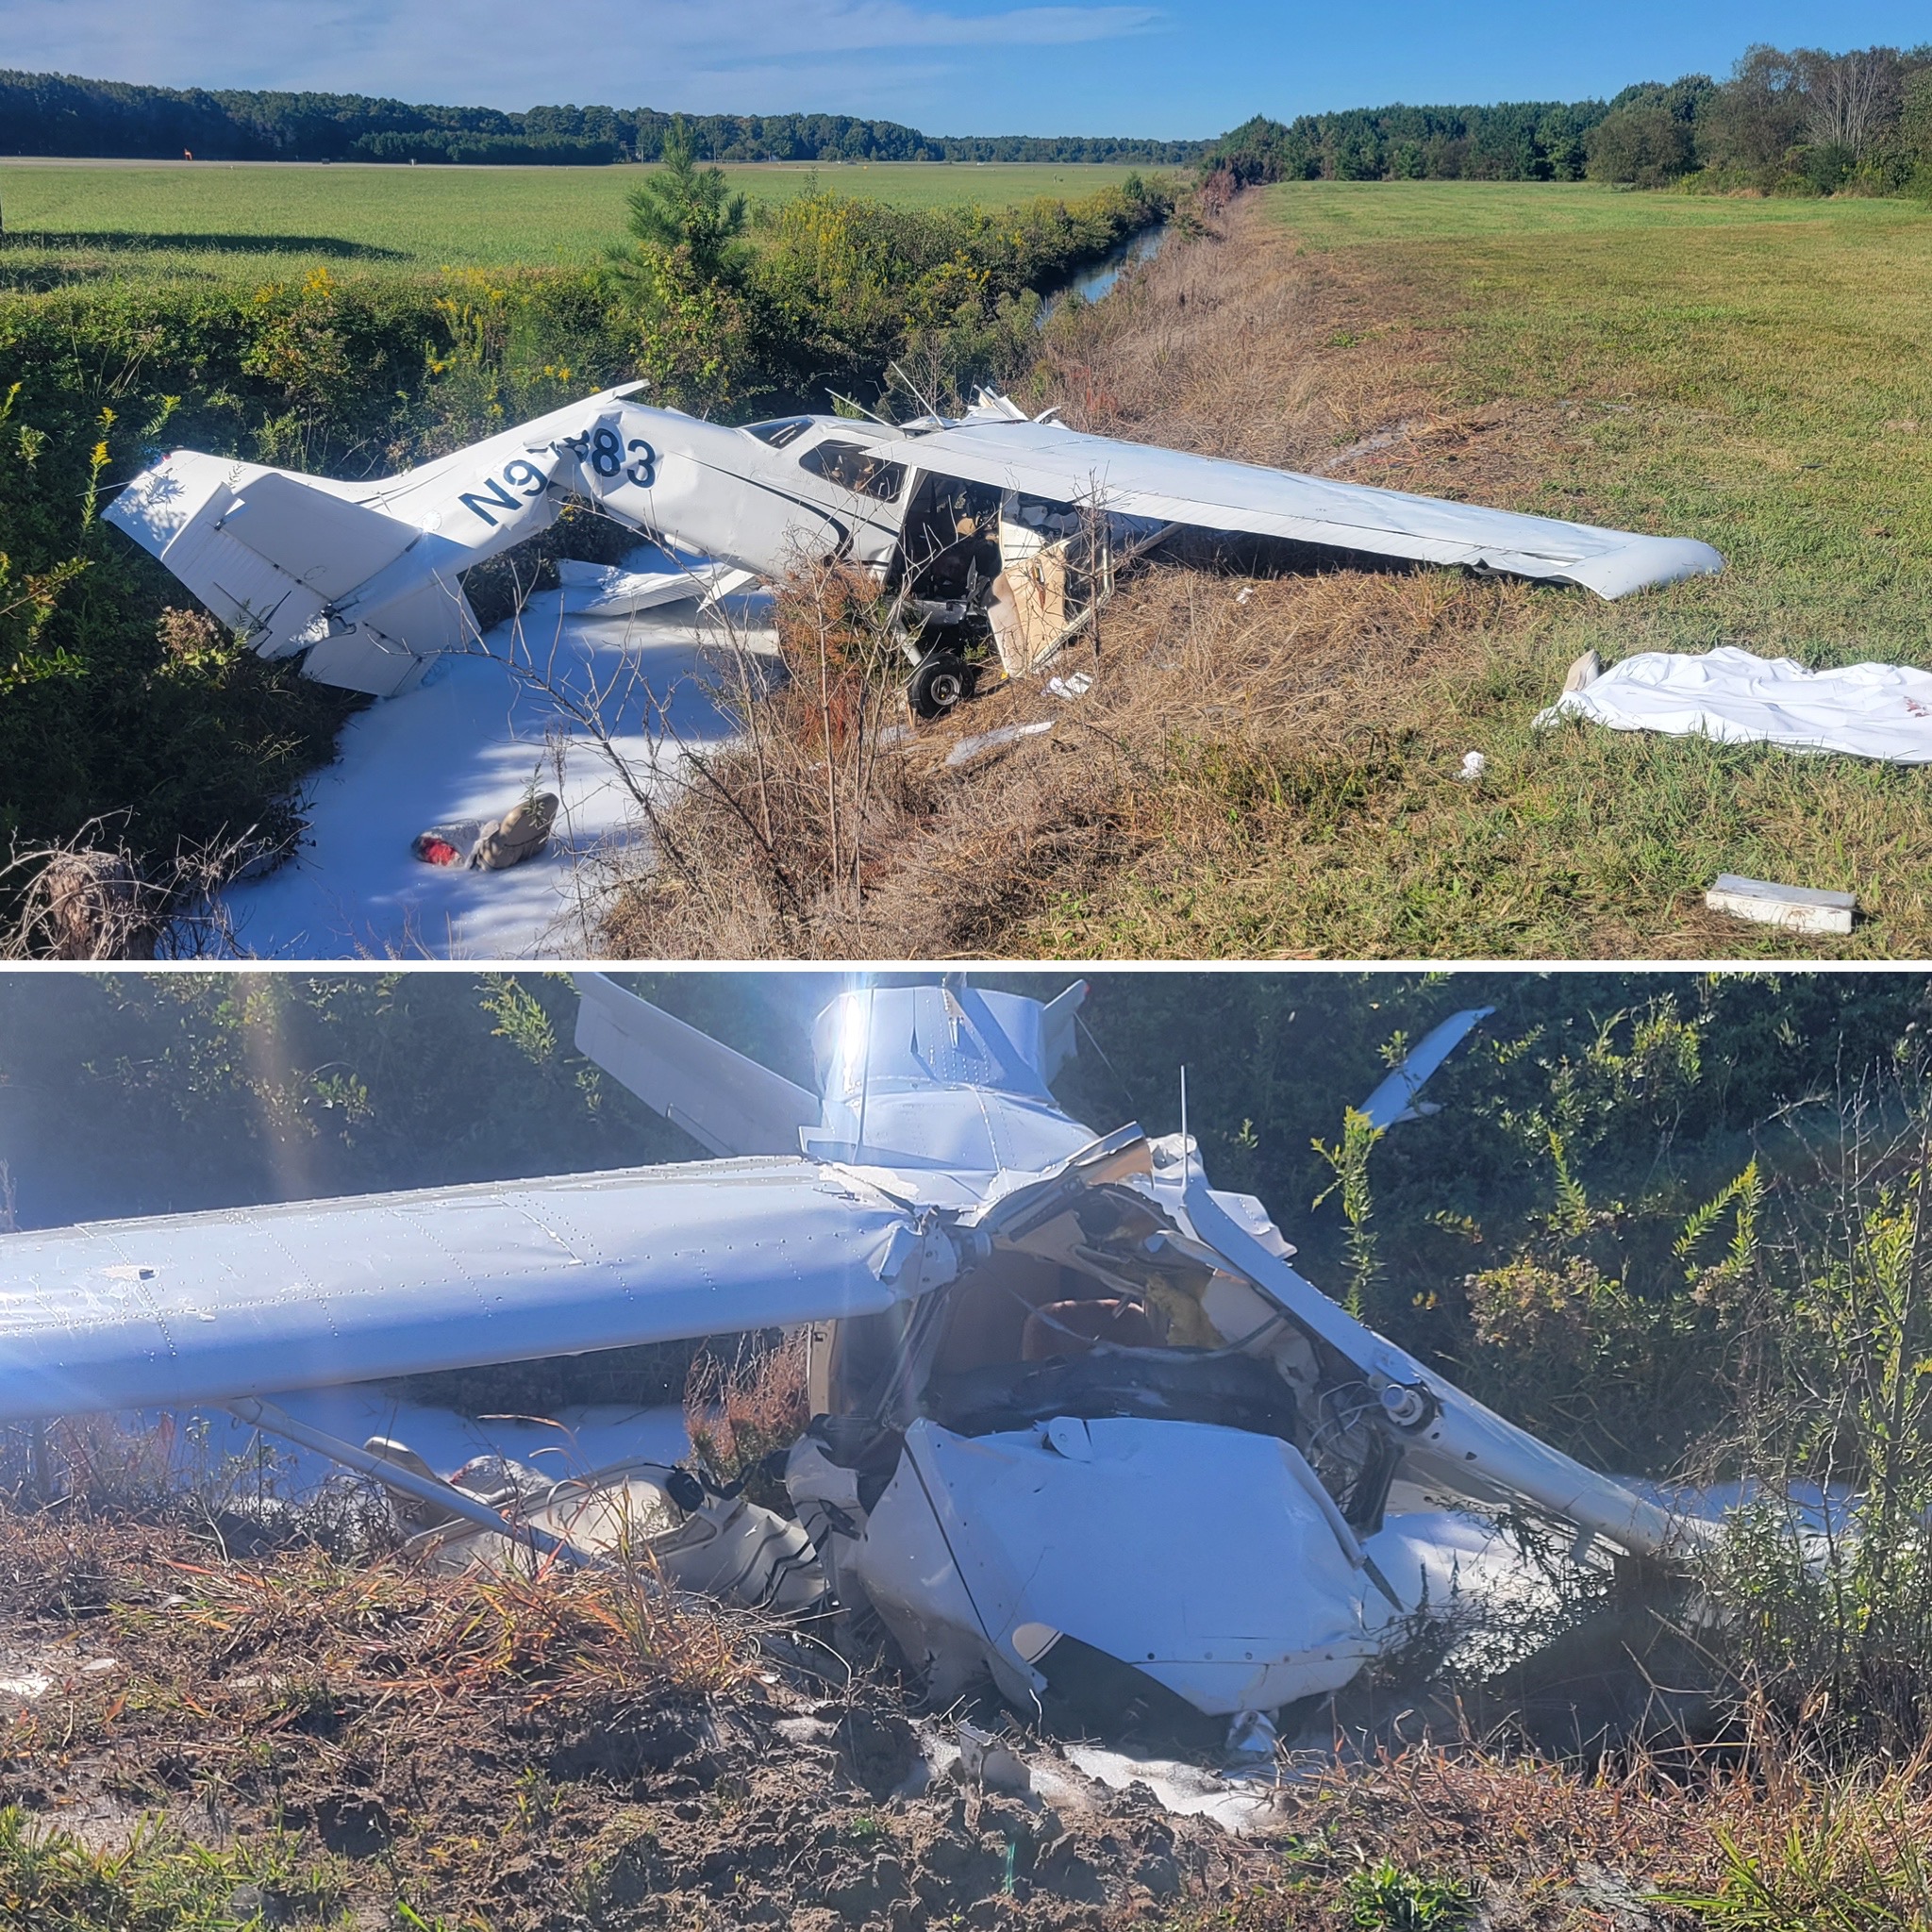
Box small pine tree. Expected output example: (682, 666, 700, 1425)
(624, 118, 749, 286)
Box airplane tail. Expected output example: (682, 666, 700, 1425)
(574, 974, 822, 1158)
(107, 454, 474, 697)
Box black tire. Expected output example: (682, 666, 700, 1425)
(908, 651, 974, 720)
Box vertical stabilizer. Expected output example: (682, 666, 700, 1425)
(574, 975, 820, 1157)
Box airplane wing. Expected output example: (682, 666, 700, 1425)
(902, 417, 1721, 600)
(0, 1158, 948, 1424)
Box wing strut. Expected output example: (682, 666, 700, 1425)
(225, 1395, 603, 1571)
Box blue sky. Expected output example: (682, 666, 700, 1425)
(4, 0, 1926, 137)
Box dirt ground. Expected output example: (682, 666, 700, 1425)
(0, 1508, 1774, 1932)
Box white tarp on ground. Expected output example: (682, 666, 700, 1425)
(217, 552, 768, 958)
(1537, 645, 1932, 762)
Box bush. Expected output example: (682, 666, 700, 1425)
(1586, 103, 1698, 185)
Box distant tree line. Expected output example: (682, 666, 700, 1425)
(1206, 42, 1932, 196)
(0, 71, 1206, 166)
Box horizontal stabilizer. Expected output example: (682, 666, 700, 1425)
(575, 974, 821, 1157)
(223, 471, 418, 600)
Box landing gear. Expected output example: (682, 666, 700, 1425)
(908, 650, 975, 720)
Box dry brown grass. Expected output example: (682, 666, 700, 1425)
(19, 1511, 1932, 1928)
(604, 543, 1530, 958)
(0, 820, 278, 959)
(597, 198, 1587, 960)
(685, 1330, 811, 1501)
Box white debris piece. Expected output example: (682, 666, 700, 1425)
(1457, 751, 1486, 780)
(1562, 649, 1601, 693)
(0, 1673, 52, 1700)
(952, 1721, 1034, 1794)
(1537, 646, 1932, 762)
(1047, 672, 1094, 700)
(1061, 1745, 1292, 1836)
(944, 719, 1055, 768)
(1706, 873, 1856, 937)
(551, 556, 735, 617)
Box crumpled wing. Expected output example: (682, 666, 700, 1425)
(905, 418, 1721, 600)
(0, 1158, 943, 1424)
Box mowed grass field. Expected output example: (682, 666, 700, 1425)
(1009, 183, 1932, 960)
(0, 157, 1154, 276)
(1258, 180, 1932, 677)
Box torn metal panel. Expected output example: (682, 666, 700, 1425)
(420, 1463, 826, 1614)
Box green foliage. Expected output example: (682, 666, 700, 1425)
(750, 177, 1167, 410)
(1343, 1859, 1477, 1931)
(1207, 101, 1608, 187)
(1692, 1106, 1932, 1744)
(1313, 1106, 1384, 1319)
(1208, 42, 1932, 200)
(0, 350, 361, 893)
(1668, 1780, 1932, 1928)
(0, 1804, 351, 1931)
(1586, 101, 1701, 186)
(621, 123, 750, 285)
(0, 67, 1203, 167)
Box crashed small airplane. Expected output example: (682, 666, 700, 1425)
(0, 977, 1692, 1744)
(106, 385, 1724, 712)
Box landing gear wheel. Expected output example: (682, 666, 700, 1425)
(908, 651, 974, 721)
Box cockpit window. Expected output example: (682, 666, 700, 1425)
(799, 440, 908, 502)
(742, 418, 813, 448)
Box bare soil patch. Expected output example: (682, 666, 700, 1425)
(0, 1509, 1763, 1932)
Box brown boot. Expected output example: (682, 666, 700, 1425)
(474, 791, 559, 871)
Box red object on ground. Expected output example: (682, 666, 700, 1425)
(415, 837, 460, 866)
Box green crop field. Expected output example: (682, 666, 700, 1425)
(0, 158, 1156, 279)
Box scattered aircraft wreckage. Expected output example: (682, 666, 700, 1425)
(0, 977, 1702, 1747)
(107, 385, 1724, 714)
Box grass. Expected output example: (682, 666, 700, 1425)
(607, 180, 1932, 960)
(1261, 177, 1926, 244)
(970, 183, 1932, 960)
(0, 158, 1155, 277)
